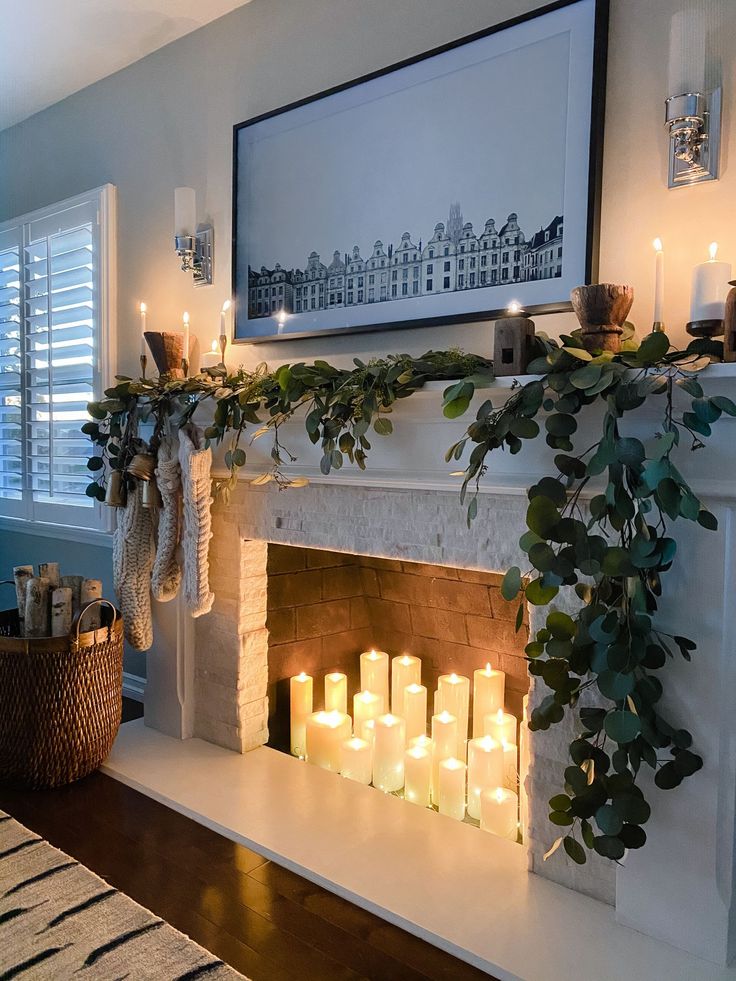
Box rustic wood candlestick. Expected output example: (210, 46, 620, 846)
(570, 284, 634, 354)
(723, 283, 736, 363)
(144, 331, 185, 380)
(493, 317, 536, 376)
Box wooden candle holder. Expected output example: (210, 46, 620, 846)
(144, 331, 185, 380)
(493, 317, 535, 376)
(570, 284, 634, 354)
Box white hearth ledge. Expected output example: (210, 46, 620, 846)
(104, 721, 736, 981)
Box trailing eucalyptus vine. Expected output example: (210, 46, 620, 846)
(85, 328, 729, 864)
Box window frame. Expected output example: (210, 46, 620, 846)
(0, 184, 116, 538)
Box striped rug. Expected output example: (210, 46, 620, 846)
(0, 809, 248, 980)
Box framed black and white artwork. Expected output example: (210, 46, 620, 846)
(232, 0, 608, 343)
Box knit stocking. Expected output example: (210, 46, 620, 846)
(151, 436, 182, 602)
(178, 424, 215, 618)
(112, 483, 155, 651)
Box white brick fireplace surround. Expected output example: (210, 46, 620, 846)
(105, 374, 736, 980)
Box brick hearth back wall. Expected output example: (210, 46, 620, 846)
(265, 544, 529, 752)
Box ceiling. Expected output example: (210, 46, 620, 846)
(0, 0, 255, 131)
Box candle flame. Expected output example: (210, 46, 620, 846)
(450, 672, 458, 682)
(139, 302, 147, 314)
(653, 237, 663, 252)
(210, 340, 218, 352)
(506, 300, 523, 314)
(495, 787, 505, 803)
(710, 242, 718, 260)
(437, 710, 454, 723)
(485, 662, 492, 673)
(221, 299, 232, 313)
(183, 311, 190, 325)
(296, 672, 308, 681)
(497, 708, 505, 723)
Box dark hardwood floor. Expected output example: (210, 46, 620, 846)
(0, 699, 496, 981)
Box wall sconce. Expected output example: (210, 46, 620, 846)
(665, 5, 722, 188)
(174, 187, 213, 286)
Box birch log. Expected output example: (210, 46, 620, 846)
(51, 587, 73, 637)
(25, 577, 50, 637)
(61, 575, 84, 618)
(80, 578, 103, 631)
(39, 562, 60, 589)
(13, 566, 33, 632)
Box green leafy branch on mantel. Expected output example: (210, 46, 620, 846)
(84, 328, 731, 864)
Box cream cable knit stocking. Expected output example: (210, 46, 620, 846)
(178, 424, 215, 618)
(112, 483, 155, 651)
(151, 436, 182, 602)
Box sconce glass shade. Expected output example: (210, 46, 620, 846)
(174, 187, 197, 237)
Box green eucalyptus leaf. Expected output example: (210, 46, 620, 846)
(501, 566, 522, 601)
(604, 711, 641, 744)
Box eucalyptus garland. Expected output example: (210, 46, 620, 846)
(85, 328, 729, 864)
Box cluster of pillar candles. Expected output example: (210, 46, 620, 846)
(290, 650, 525, 840)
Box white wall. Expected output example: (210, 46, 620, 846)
(1, 0, 735, 378)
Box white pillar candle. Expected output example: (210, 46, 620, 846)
(340, 736, 372, 784)
(373, 714, 406, 792)
(438, 757, 466, 821)
(182, 311, 190, 361)
(391, 654, 421, 714)
(403, 683, 427, 744)
(653, 238, 664, 324)
(174, 186, 196, 237)
(438, 673, 470, 757)
(503, 741, 518, 791)
(691, 243, 732, 322)
(353, 690, 384, 738)
(431, 710, 458, 803)
(362, 718, 377, 745)
(325, 672, 347, 714)
(484, 708, 517, 748)
(404, 746, 432, 806)
(480, 787, 519, 840)
(433, 689, 442, 716)
(467, 735, 504, 820)
(360, 650, 389, 707)
(139, 302, 147, 357)
(306, 710, 351, 771)
(472, 664, 505, 738)
(290, 672, 313, 757)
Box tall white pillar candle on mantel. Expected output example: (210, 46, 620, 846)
(472, 664, 505, 737)
(340, 737, 372, 784)
(438, 758, 466, 821)
(653, 238, 664, 325)
(306, 710, 351, 771)
(360, 650, 389, 708)
(438, 673, 470, 757)
(691, 243, 732, 322)
(403, 683, 427, 743)
(139, 303, 147, 357)
(325, 672, 347, 714)
(174, 186, 196, 237)
(431, 710, 458, 802)
(467, 735, 504, 820)
(182, 311, 190, 362)
(391, 654, 421, 714)
(404, 746, 432, 806)
(480, 787, 518, 840)
(290, 672, 312, 757)
(353, 690, 383, 738)
(503, 741, 518, 791)
(373, 714, 406, 792)
(484, 708, 517, 748)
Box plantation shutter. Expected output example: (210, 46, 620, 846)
(0, 186, 115, 531)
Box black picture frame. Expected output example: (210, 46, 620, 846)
(232, 0, 609, 344)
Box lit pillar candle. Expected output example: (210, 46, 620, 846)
(467, 735, 504, 820)
(373, 714, 406, 792)
(182, 311, 190, 361)
(391, 654, 421, 714)
(202, 340, 220, 367)
(472, 664, 505, 738)
(340, 736, 372, 784)
(325, 672, 347, 714)
(480, 787, 519, 840)
(653, 238, 664, 326)
(360, 650, 389, 707)
(438, 673, 470, 757)
(484, 708, 517, 748)
(691, 243, 732, 322)
(403, 683, 427, 743)
(139, 302, 147, 357)
(353, 690, 384, 738)
(306, 710, 351, 771)
(438, 758, 466, 821)
(503, 741, 518, 791)
(404, 746, 432, 806)
(362, 718, 377, 745)
(290, 672, 312, 757)
(431, 710, 457, 802)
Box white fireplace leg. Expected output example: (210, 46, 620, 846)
(143, 593, 195, 740)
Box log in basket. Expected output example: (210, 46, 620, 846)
(0, 593, 124, 788)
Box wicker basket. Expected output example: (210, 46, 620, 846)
(0, 597, 124, 788)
